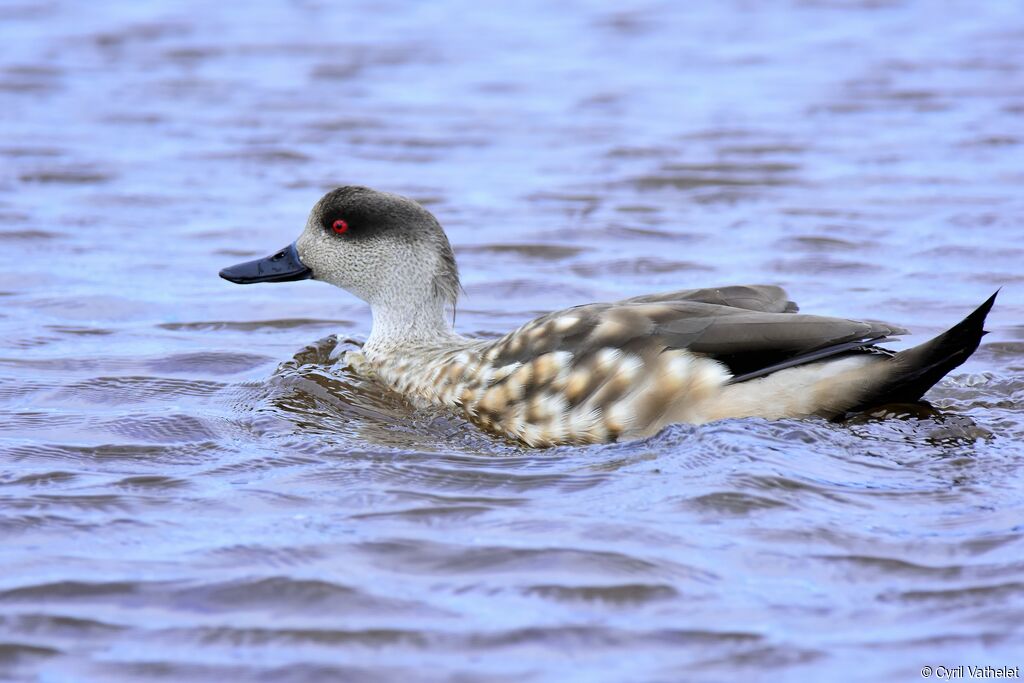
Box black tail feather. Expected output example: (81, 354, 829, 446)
(855, 291, 997, 409)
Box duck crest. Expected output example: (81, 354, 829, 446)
(221, 186, 997, 448)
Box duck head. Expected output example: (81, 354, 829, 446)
(220, 186, 461, 346)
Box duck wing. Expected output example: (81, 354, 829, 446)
(489, 294, 906, 382)
(621, 284, 799, 313)
(652, 304, 906, 380)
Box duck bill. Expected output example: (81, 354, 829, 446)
(219, 243, 313, 284)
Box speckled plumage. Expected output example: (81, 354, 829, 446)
(343, 293, 895, 446)
(370, 348, 725, 446)
(221, 186, 996, 447)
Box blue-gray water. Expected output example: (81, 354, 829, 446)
(1, 1, 1023, 681)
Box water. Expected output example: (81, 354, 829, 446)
(2, 0, 1023, 680)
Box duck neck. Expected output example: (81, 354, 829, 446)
(364, 293, 460, 355)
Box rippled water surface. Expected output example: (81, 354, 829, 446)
(2, 1, 1024, 681)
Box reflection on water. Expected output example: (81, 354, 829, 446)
(1, 0, 1023, 680)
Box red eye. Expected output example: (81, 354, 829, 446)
(331, 218, 349, 235)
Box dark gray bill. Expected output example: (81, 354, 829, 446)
(219, 243, 312, 284)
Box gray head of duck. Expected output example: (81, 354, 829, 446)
(219, 186, 461, 347)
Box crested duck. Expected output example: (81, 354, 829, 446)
(220, 186, 996, 447)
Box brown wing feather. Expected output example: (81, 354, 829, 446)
(621, 284, 798, 313)
(656, 308, 906, 355)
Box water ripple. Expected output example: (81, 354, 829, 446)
(1, 0, 1022, 681)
